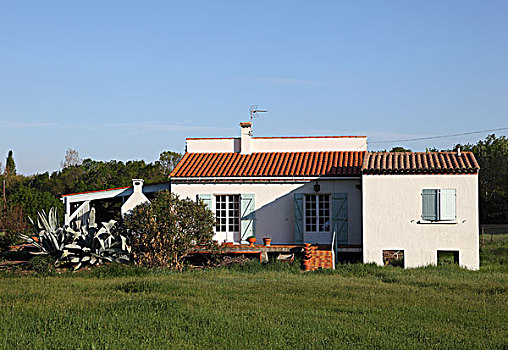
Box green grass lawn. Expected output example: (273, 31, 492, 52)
(1, 237, 507, 349)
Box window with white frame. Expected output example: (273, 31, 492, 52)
(305, 194, 331, 232)
(215, 195, 240, 233)
(422, 189, 456, 221)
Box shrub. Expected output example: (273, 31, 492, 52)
(27, 255, 56, 274)
(0, 204, 28, 252)
(123, 191, 215, 270)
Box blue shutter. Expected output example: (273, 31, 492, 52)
(294, 193, 304, 244)
(440, 189, 456, 220)
(332, 193, 348, 244)
(422, 189, 438, 221)
(197, 194, 212, 209)
(240, 194, 255, 241)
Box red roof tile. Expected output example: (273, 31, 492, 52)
(362, 152, 479, 174)
(170, 151, 365, 178)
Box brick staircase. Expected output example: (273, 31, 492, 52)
(302, 244, 334, 271)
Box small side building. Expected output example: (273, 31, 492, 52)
(361, 152, 480, 270)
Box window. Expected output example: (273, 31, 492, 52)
(422, 189, 456, 221)
(437, 250, 459, 265)
(215, 195, 240, 233)
(305, 194, 330, 232)
(383, 250, 404, 267)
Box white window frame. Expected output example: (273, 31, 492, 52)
(214, 194, 240, 237)
(304, 194, 331, 234)
(421, 188, 457, 223)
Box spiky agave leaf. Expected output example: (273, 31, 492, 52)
(19, 207, 131, 271)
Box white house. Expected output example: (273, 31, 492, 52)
(170, 122, 480, 270)
(61, 122, 480, 270)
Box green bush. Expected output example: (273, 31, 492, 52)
(124, 191, 215, 270)
(0, 231, 15, 252)
(27, 255, 56, 274)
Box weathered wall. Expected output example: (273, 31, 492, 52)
(362, 174, 479, 270)
(171, 179, 362, 245)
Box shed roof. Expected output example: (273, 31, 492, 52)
(362, 152, 479, 174)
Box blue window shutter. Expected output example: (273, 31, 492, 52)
(440, 189, 456, 220)
(422, 189, 438, 221)
(294, 193, 304, 244)
(197, 194, 212, 209)
(332, 193, 348, 244)
(240, 194, 255, 241)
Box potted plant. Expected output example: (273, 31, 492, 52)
(247, 236, 256, 247)
(263, 236, 272, 247)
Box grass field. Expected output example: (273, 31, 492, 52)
(0, 236, 507, 349)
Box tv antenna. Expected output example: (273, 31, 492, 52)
(249, 105, 267, 133)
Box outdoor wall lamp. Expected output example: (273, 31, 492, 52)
(314, 181, 321, 193)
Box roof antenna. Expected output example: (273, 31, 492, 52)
(249, 105, 267, 135)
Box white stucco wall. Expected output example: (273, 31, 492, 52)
(171, 179, 362, 245)
(186, 136, 367, 153)
(362, 174, 479, 270)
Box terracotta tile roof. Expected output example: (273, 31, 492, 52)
(170, 151, 365, 178)
(362, 152, 479, 174)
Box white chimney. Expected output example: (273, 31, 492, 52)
(240, 122, 252, 154)
(121, 179, 150, 216)
(133, 179, 144, 192)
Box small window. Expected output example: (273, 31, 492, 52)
(383, 250, 404, 267)
(305, 194, 330, 233)
(422, 189, 456, 221)
(437, 250, 459, 265)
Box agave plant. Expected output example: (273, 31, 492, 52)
(20, 207, 131, 270)
(19, 208, 75, 256)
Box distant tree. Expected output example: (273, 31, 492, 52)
(8, 185, 64, 222)
(156, 151, 183, 177)
(123, 191, 215, 270)
(60, 148, 82, 168)
(5, 150, 16, 175)
(390, 146, 412, 152)
(457, 134, 508, 224)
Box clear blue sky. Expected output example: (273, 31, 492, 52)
(1, 1, 507, 174)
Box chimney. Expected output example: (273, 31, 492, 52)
(132, 179, 144, 193)
(240, 122, 252, 154)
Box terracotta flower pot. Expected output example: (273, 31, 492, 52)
(263, 237, 272, 246)
(247, 237, 256, 247)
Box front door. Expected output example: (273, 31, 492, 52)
(304, 194, 332, 244)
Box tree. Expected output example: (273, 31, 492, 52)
(123, 191, 215, 270)
(457, 134, 508, 224)
(60, 148, 82, 168)
(0, 204, 28, 251)
(8, 185, 64, 223)
(156, 151, 183, 177)
(5, 150, 16, 175)
(390, 146, 412, 152)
